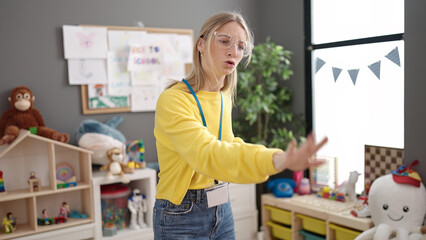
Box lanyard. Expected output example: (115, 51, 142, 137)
(182, 79, 223, 141)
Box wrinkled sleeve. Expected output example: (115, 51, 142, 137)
(155, 91, 281, 184)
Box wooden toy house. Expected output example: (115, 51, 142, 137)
(0, 130, 94, 240)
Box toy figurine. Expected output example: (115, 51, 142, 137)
(42, 209, 50, 225)
(338, 171, 361, 202)
(58, 202, 70, 219)
(128, 189, 147, 230)
(28, 171, 41, 192)
(2, 212, 15, 233)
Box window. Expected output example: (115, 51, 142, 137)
(306, 0, 404, 192)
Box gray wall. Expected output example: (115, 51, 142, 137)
(405, 0, 426, 186)
(0, 0, 261, 162)
(1, 0, 425, 186)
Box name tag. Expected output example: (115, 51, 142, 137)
(205, 183, 229, 208)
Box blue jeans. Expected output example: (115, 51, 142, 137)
(153, 189, 235, 240)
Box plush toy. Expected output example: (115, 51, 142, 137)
(0, 86, 69, 145)
(100, 147, 133, 183)
(76, 116, 127, 165)
(75, 116, 126, 143)
(355, 160, 426, 240)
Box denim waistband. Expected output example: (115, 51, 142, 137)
(184, 189, 207, 204)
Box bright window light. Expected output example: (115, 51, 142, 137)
(312, 40, 404, 192)
(311, 0, 404, 44)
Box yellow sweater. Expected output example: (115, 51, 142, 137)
(154, 82, 281, 205)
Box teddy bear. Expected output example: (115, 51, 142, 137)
(100, 147, 133, 183)
(0, 86, 69, 145)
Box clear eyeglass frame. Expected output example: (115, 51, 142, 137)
(213, 32, 253, 57)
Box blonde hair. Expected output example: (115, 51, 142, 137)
(172, 11, 253, 100)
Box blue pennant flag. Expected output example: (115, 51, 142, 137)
(348, 69, 360, 86)
(332, 67, 342, 82)
(385, 47, 401, 67)
(368, 61, 381, 80)
(316, 58, 326, 73)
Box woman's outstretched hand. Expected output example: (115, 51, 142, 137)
(272, 132, 328, 172)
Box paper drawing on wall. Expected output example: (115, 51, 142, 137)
(87, 84, 129, 109)
(68, 59, 107, 85)
(107, 51, 131, 96)
(108, 30, 147, 53)
(76, 32, 95, 48)
(62, 25, 108, 59)
(130, 86, 159, 112)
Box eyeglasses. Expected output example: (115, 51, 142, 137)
(213, 32, 252, 57)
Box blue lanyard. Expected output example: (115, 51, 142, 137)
(182, 79, 223, 140)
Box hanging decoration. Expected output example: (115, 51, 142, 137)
(315, 46, 401, 86)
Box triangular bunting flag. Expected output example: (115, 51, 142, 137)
(368, 61, 381, 80)
(316, 58, 326, 73)
(385, 47, 401, 66)
(348, 69, 360, 86)
(332, 67, 342, 82)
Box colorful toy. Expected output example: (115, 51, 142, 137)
(58, 202, 70, 219)
(0, 86, 69, 145)
(101, 184, 131, 231)
(0, 170, 5, 193)
(56, 162, 77, 188)
(100, 147, 133, 183)
(126, 140, 146, 169)
(354, 160, 426, 240)
(298, 178, 311, 195)
(2, 212, 15, 233)
(128, 189, 148, 230)
(266, 178, 297, 198)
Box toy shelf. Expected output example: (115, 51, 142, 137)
(0, 130, 94, 240)
(261, 193, 373, 240)
(92, 168, 157, 240)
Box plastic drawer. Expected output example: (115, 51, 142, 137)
(296, 214, 326, 235)
(329, 223, 362, 240)
(299, 230, 326, 240)
(267, 221, 292, 240)
(265, 205, 292, 225)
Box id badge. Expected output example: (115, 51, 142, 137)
(205, 183, 229, 208)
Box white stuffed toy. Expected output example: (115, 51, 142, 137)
(355, 160, 426, 240)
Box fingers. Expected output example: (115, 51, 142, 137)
(313, 137, 328, 153)
(286, 139, 296, 156)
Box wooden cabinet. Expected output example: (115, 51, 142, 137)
(0, 130, 93, 240)
(92, 168, 157, 240)
(229, 183, 258, 240)
(261, 193, 373, 240)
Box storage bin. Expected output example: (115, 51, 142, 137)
(267, 221, 292, 240)
(299, 230, 326, 240)
(329, 223, 362, 240)
(296, 214, 326, 235)
(101, 183, 131, 230)
(265, 205, 291, 226)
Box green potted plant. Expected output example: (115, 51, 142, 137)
(233, 37, 305, 150)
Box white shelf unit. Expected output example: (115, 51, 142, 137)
(92, 168, 157, 240)
(0, 130, 94, 240)
(229, 183, 258, 240)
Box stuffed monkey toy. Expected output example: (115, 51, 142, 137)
(0, 86, 69, 145)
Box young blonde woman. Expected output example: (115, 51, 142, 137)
(153, 11, 328, 239)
